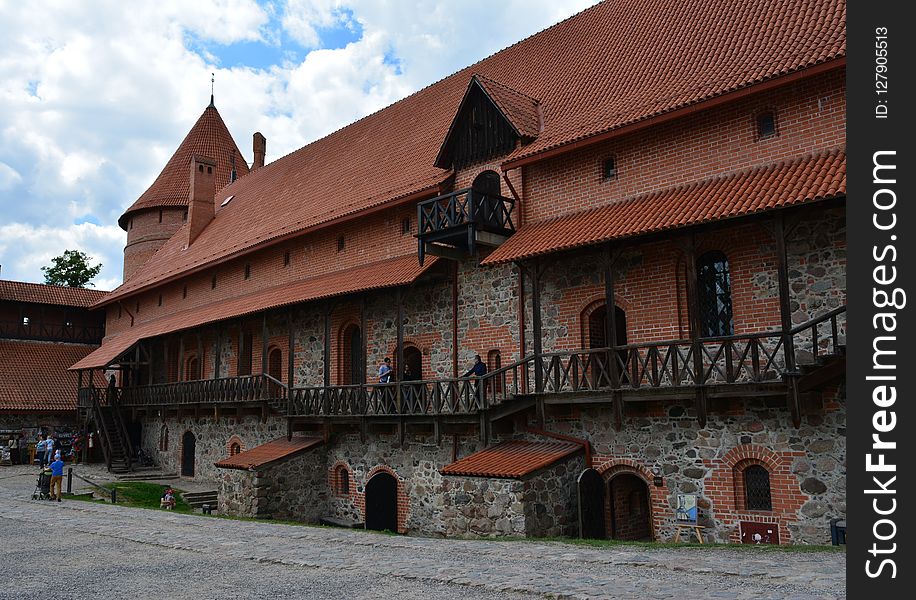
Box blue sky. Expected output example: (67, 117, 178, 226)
(0, 0, 596, 290)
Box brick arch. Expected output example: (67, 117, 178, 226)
(337, 319, 362, 384)
(329, 460, 353, 498)
(579, 296, 630, 349)
(593, 459, 665, 541)
(356, 465, 408, 534)
(225, 435, 245, 457)
(387, 339, 423, 377)
(705, 444, 806, 544)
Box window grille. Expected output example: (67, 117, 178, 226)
(697, 251, 733, 337)
(744, 465, 772, 511)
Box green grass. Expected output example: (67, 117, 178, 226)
(56, 487, 843, 553)
(64, 482, 191, 513)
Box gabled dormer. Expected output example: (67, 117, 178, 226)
(418, 75, 538, 264)
(434, 74, 541, 170)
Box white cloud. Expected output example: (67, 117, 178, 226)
(0, 0, 596, 286)
(0, 162, 22, 191)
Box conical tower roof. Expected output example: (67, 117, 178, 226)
(118, 104, 249, 230)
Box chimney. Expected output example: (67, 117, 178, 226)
(252, 132, 266, 171)
(185, 154, 217, 247)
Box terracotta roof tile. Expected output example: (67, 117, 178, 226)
(440, 440, 582, 478)
(483, 148, 846, 265)
(0, 340, 104, 412)
(104, 0, 845, 303)
(0, 280, 108, 307)
(214, 436, 323, 470)
(118, 105, 249, 228)
(474, 74, 541, 139)
(71, 254, 437, 370)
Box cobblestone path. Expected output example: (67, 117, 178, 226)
(0, 469, 845, 599)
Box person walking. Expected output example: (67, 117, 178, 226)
(49, 454, 65, 502)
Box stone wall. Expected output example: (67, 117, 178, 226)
(522, 452, 585, 537)
(140, 414, 286, 482)
(539, 386, 846, 544)
(439, 476, 526, 537)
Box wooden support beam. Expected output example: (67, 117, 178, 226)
(287, 309, 295, 388)
(604, 244, 624, 431)
(452, 262, 459, 379)
(531, 259, 544, 395)
(177, 335, 185, 382)
(774, 213, 801, 427)
(261, 312, 269, 376)
(360, 297, 367, 385)
(214, 327, 222, 379)
(196, 332, 204, 380)
(323, 303, 333, 387)
(682, 234, 708, 428)
(396, 286, 405, 412)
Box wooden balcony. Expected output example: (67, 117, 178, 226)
(80, 308, 845, 429)
(417, 187, 515, 264)
(1, 320, 104, 344)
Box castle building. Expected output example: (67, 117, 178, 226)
(1, 280, 106, 455)
(71, 0, 846, 544)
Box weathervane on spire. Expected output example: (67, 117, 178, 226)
(209, 72, 215, 107)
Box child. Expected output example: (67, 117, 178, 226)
(160, 487, 176, 510)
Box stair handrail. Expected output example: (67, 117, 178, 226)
(90, 391, 112, 471)
(109, 386, 134, 471)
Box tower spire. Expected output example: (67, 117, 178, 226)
(209, 72, 215, 107)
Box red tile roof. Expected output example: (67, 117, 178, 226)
(70, 254, 438, 370)
(102, 0, 845, 304)
(118, 105, 249, 229)
(483, 148, 846, 265)
(214, 436, 324, 470)
(474, 74, 541, 139)
(0, 340, 104, 412)
(0, 280, 108, 307)
(440, 440, 583, 478)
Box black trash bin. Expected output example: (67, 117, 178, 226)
(830, 518, 846, 545)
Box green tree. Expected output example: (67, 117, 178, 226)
(41, 250, 102, 287)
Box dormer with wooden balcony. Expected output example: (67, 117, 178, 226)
(418, 75, 540, 264)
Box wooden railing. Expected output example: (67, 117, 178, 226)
(417, 187, 516, 236)
(288, 377, 489, 417)
(118, 374, 283, 406)
(1, 320, 104, 344)
(83, 308, 845, 417)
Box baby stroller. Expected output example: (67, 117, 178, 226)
(32, 468, 52, 500)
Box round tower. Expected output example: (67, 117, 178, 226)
(120, 102, 250, 282)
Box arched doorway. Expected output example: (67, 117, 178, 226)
(364, 471, 398, 532)
(472, 170, 502, 228)
(267, 347, 283, 397)
(587, 304, 627, 349)
(185, 356, 200, 381)
(577, 468, 606, 539)
(181, 431, 196, 477)
(340, 323, 363, 385)
(608, 473, 652, 540)
(402, 346, 422, 380)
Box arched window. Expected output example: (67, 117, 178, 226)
(487, 349, 502, 394)
(159, 425, 169, 452)
(336, 465, 350, 496)
(696, 251, 733, 337)
(229, 442, 242, 456)
(743, 465, 772, 511)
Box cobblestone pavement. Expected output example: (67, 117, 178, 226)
(0, 467, 846, 600)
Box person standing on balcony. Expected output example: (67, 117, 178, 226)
(463, 355, 488, 403)
(463, 355, 487, 378)
(378, 357, 392, 383)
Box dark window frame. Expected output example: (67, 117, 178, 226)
(602, 156, 618, 180)
(696, 250, 734, 337)
(743, 464, 773, 511)
(755, 109, 778, 140)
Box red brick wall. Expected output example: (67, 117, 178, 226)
(522, 70, 845, 222)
